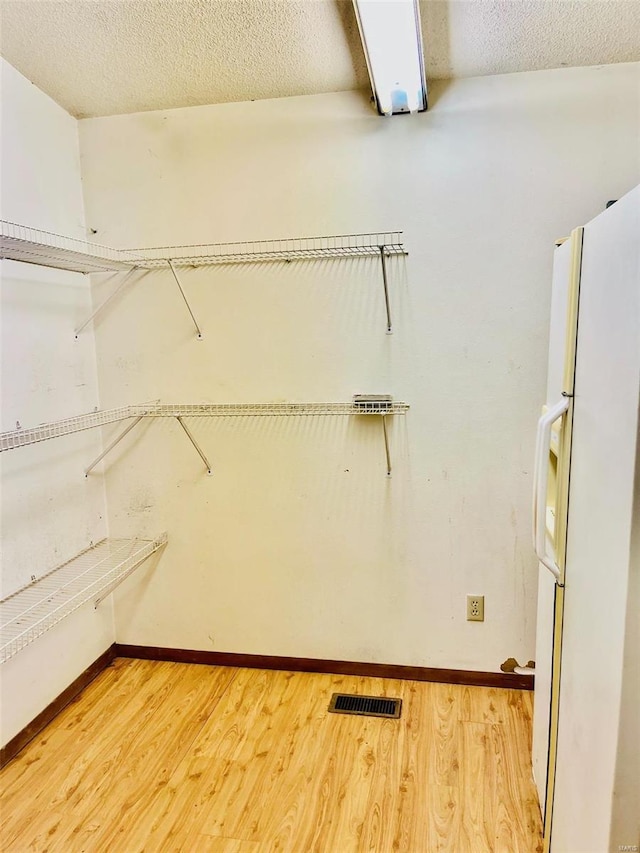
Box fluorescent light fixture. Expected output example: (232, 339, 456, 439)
(353, 0, 427, 116)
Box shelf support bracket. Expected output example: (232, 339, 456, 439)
(75, 267, 142, 338)
(176, 417, 212, 474)
(84, 415, 144, 476)
(379, 246, 392, 334)
(167, 260, 203, 339)
(94, 538, 167, 608)
(382, 415, 392, 476)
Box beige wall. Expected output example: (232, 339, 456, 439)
(77, 62, 640, 671)
(0, 59, 111, 745)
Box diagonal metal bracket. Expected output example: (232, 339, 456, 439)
(75, 267, 143, 338)
(84, 413, 212, 476)
(176, 417, 212, 473)
(381, 415, 392, 476)
(84, 415, 145, 476)
(93, 535, 168, 608)
(379, 246, 392, 334)
(167, 260, 203, 339)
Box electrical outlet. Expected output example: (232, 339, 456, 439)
(467, 595, 484, 622)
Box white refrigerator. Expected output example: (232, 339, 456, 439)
(532, 185, 640, 853)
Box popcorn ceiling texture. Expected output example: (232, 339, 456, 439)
(421, 0, 640, 79)
(1, 0, 639, 118)
(0, 0, 368, 117)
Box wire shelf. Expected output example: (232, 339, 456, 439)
(134, 401, 410, 417)
(0, 221, 137, 273)
(137, 232, 406, 268)
(0, 405, 136, 451)
(0, 400, 409, 453)
(1, 221, 406, 273)
(0, 535, 167, 664)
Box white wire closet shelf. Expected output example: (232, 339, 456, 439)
(0, 406, 134, 451)
(0, 535, 167, 664)
(1, 398, 409, 476)
(2, 221, 406, 334)
(0, 400, 409, 452)
(0, 222, 137, 274)
(1, 221, 406, 272)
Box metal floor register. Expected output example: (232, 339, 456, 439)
(328, 693, 402, 718)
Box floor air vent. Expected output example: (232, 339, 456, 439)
(328, 693, 402, 718)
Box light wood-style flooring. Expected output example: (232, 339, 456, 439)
(0, 658, 543, 852)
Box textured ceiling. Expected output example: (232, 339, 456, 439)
(422, 0, 640, 78)
(1, 0, 639, 118)
(0, 1, 369, 117)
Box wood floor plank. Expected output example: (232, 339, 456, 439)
(147, 666, 319, 852)
(426, 681, 461, 787)
(0, 812, 68, 853)
(358, 715, 402, 851)
(73, 666, 238, 853)
(0, 657, 141, 795)
(492, 694, 543, 853)
(457, 721, 497, 853)
(265, 675, 401, 853)
(191, 666, 274, 761)
(460, 685, 504, 723)
(0, 658, 164, 845)
(248, 674, 346, 850)
(423, 784, 460, 852)
(199, 670, 337, 843)
(0, 660, 543, 852)
(307, 713, 381, 852)
(189, 669, 314, 842)
(181, 833, 259, 852)
(1, 661, 234, 852)
(389, 680, 424, 850)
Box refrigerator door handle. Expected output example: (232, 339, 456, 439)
(533, 397, 570, 581)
